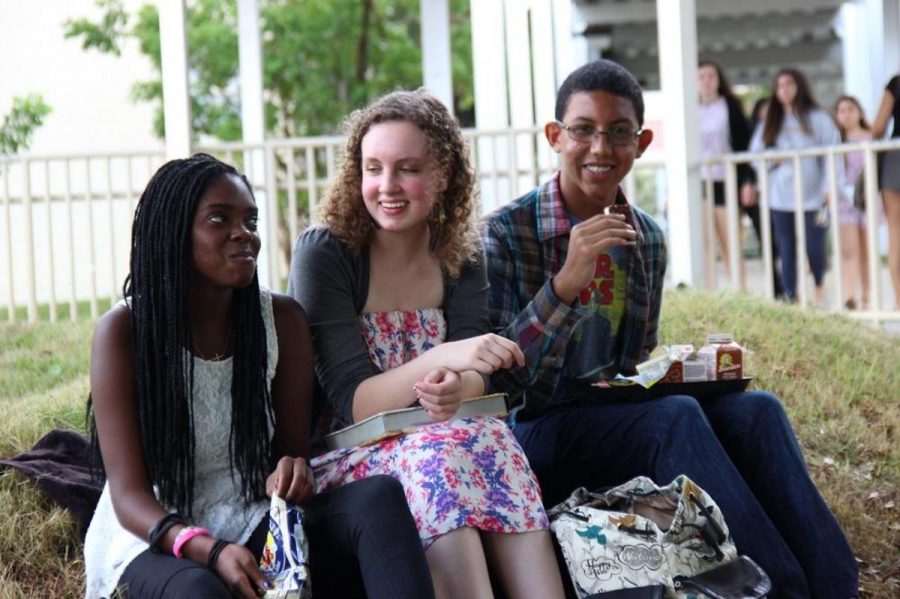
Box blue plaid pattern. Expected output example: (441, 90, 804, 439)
(480, 175, 667, 420)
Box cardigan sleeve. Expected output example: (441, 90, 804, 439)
(443, 249, 491, 343)
(288, 226, 375, 428)
(443, 250, 494, 393)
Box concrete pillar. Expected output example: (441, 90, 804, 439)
(839, 2, 878, 117)
(530, 0, 557, 124)
(884, 0, 900, 80)
(554, 0, 588, 84)
(503, 1, 536, 197)
(656, 0, 704, 287)
(238, 0, 265, 152)
(420, 0, 454, 114)
(566, 0, 592, 67)
(236, 0, 272, 287)
(471, 0, 510, 210)
(158, 0, 191, 159)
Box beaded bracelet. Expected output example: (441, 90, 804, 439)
(206, 538, 231, 571)
(172, 526, 211, 559)
(147, 513, 188, 554)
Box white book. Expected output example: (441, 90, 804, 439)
(324, 393, 509, 451)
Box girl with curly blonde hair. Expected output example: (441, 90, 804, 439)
(318, 88, 478, 276)
(289, 90, 564, 599)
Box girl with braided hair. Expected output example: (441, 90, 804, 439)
(84, 153, 433, 598)
(290, 90, 565, 599)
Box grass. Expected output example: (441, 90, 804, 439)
(0, 297, 114, 324)
(0, 290, 898, 597)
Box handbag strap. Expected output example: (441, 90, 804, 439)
(683, 493, 727, 560)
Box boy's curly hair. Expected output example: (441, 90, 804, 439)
(318, 89, 478, 277)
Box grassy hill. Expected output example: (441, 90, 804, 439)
(0, 290, 897, 597)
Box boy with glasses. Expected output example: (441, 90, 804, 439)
(480, 59, 858, 598)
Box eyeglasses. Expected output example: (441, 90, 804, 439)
(556, 121, 642, 147)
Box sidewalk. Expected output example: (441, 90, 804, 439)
(705, 253, 899, 335)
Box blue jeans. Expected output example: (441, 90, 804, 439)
(771, 209, 828, 300)
(513, 391, 858, 599)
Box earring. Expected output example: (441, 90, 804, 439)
(430, 202, 447, 225)
(429, 203, 446, 251)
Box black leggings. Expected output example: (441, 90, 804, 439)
(117, 475, 433, 599)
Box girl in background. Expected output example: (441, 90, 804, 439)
(833, 95, 872, 311)
(750, 68, 843, 304)
(747, 97, 786, 299)
(697, 60, 757, 284)
(872, 73, 900, 309)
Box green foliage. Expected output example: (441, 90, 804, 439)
(0, 95, 52, 156)
(64, 0, 475, 142)
(62, 0, 129, 56)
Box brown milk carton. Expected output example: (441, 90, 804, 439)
(698, 333, 743, 381)
(659, 359, 684, 383)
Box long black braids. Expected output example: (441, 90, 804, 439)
(87, 153, 274, 515)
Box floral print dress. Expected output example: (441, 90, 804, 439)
(310, 308, 548, 548)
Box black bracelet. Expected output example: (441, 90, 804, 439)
(147, 513, 189, 554)
(206, 539, 231, 571)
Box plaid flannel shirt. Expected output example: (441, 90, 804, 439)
(480, 174, 667, 421)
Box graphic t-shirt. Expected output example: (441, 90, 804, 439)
(554, 240, 629, 401)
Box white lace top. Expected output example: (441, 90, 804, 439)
(83, 288, 278, 599)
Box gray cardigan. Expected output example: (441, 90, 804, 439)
(288, 225, 491, 429)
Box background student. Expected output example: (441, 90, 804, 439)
(871, 72, 900, 309)
(833, 95, 873, 311)
(749, 67, 843, 305)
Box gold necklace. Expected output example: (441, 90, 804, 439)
(192, 333, 230, 361)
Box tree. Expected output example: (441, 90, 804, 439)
(0, 94, 52, 156)
(64, 0, 474, 141)
(64, 0, 474, 278)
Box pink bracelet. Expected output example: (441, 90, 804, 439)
(172, 526, 211, 559)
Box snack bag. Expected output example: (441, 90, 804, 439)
(259, 494, 311, 599)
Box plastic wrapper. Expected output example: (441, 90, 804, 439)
(259, 494, 312, 599)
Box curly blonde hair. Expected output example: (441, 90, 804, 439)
(318, 89, 478, 277)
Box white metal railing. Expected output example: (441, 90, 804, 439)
(701, 138, 900, 322)
(0, 151, 167, 322)
(2, 131, 898, 325)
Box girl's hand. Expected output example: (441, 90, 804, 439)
(415, 368, 464, 421)
(214, 543, 270, 599)
(266, 456, 314, 504)
(438, 334, 525, 374)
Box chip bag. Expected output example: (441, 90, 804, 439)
(259, 494, 311, 598)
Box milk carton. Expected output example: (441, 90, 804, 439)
(659, 344, 707, 383)
(698, 334, 743, 381)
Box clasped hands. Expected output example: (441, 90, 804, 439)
(414, 334, 524, 422)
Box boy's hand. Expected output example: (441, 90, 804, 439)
(553, 213, 636, 304)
